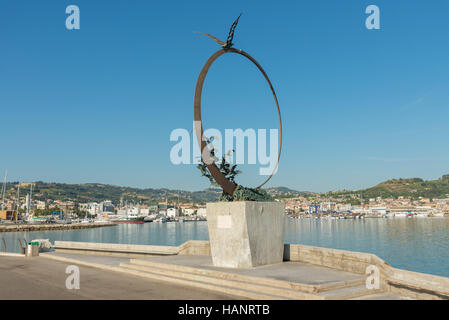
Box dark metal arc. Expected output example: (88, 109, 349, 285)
(194, 48, 282, 196)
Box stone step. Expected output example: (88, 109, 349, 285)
(128, 258, 365, 294)
(350, 293, 413, 300)
(42, 252, 384, 300)
(120, 262, 321, 300)
(116, 264, 289, 300)
(121, 262, 383, 300)
(43, 252, 284, 299)
(318, 284, 383, 300)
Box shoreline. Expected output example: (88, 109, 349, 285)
(0, 222, 116, 233)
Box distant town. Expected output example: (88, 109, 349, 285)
(284, 193, 448, 218)
(1, 174, 449, 224)
(0, 181, 208, 224)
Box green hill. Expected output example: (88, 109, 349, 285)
(360, 174, 449, 200)
(2, 182, 222, 204)
(1, 182, 304, 205)
(3, 175, 448, 205)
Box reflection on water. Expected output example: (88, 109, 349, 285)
(285, 218, 449, 277)
(1, 218, 448, 277)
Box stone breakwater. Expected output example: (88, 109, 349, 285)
(0, 222, 116, 232)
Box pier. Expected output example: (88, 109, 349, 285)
(0, 222, 116, 233)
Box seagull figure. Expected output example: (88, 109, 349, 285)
(196, 14, 242, 49)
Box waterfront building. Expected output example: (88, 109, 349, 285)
(126, 207, 140, 219)
(87, 202, 100, 216)
(370, 207, 387, 216)
(0, 210, 17, 220)
(99, 200, 114, 214)
(148, 205, 158, 212)
(167, 207, 179, 218)
(139, 207, 150, 215)
(320, 202, 336, 212)
(337, 204, 352, 212)
(35, 200, 46, 210)
(307, 205, 319, 214)
(197, 207, 207, 218)
(117, 209, 127, 217)
(182, 208, 196, 216)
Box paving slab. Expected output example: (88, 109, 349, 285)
(43, 251, 130, 267)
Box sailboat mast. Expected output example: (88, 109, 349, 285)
(27, 183, 33, 216)
(14, 183, 20, 221)
(1, 170, 6, 211)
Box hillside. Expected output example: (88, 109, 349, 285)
(360, 174, 449, 200)
(264, 187, 311, 198)
(3, 175, 448, 204)
(1, 182, 303, 205)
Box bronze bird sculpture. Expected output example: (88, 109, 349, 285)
(196, 14, 242, 49)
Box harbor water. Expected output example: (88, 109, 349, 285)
(1, 217, 448, 277)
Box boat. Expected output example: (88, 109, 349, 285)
(109, 215, 145, 223)
(94, 219, 110, 224)
(416, 213, 428, 218)
(24, 216, 47, 224)
(395, 212, 407, 218)
(144, 214, 157, 222)
(154, 217, 167, 223)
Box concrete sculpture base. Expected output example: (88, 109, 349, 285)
(206, 201, 285, 268)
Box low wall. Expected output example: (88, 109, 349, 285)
(178, 240, 211, 256)
(54, 240, 210, 257)
(284, 243, 449, 300)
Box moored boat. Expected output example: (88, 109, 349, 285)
(416, 213, 428, 218)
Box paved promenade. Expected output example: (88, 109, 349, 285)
(0, 256, 240, 300)
(4, 245, 443, 299)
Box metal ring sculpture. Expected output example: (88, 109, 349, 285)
(194, 48, 282, 196)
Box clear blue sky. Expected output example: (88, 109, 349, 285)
(1, 0, 448, 192)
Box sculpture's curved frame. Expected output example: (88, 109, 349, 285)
(194, 48, 282, 196)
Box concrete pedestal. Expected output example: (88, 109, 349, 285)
(206, 201, 285, 268)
